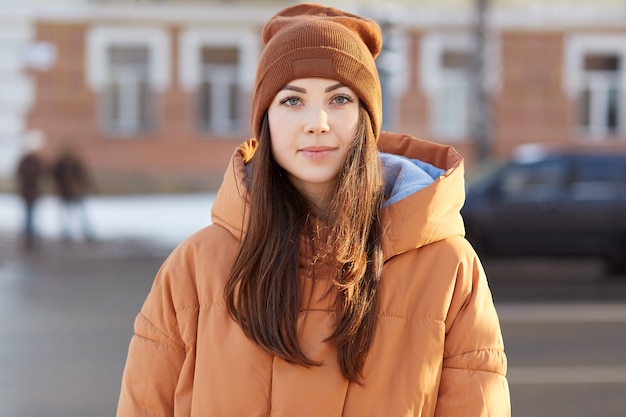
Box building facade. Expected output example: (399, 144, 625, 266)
(2, 0, 626, 192)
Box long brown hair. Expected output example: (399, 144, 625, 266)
(224, 105, 385, 383)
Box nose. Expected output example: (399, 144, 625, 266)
(304, 106, 329, 134)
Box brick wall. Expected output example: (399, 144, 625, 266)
(493, 31, 574, 158)
(25, 21, 626, 193)
(26, 22, 250, 193)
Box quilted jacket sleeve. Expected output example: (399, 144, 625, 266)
(116, 244, 196, 417)
(435, 242, 511, 417)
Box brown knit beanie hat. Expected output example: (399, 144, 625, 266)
(251, 3, 383, 139)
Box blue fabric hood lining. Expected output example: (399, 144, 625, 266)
(381, 152, 445, 207)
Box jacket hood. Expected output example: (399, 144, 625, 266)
(211, 131, 466, 262)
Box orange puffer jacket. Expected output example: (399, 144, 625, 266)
(117, 132, 510, 417)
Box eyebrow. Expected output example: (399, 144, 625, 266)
(325, 82, 345, 92)
(280, 82, 346, 93)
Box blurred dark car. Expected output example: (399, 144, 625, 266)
(461, 144, 626, 274)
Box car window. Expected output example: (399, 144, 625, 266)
(500, 158, 566, 202)
(570, 155, 626, 200)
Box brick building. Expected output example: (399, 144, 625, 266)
(2, 0, 626, 193)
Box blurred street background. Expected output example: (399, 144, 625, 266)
(2, 0, 626, 416)
(1, 192, 626, 417)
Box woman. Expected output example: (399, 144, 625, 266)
(116, 4, 510, 416)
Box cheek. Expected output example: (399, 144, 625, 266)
(268, 112, 290, 166)
(267, 110, 285, 150)
(339, 109, 359, 144)
(268, 107, 293, 140)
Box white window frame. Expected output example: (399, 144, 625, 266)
(107, 65, 149, 134)
(375, 26, 409, 131)
(433, 71, 471, 138)
(376, 26, 410, 98)
(85, 26, 170, 136)
(199, 63, 239, 133)
(564, 34, 626, 140)
(179, 28, 258, 136)
(420, 32, 500, 141)
(582, 71, 621, 138)
(86, 26, 170, 92)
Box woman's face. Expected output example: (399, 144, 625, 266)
(267, 77, 359, 209)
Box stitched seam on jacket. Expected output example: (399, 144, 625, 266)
(445, 346, 505, 359)
(176, 301, 226, 316)
(138, 313, 185, 350)
(133, 334, 185, 352)
(441, 366, 507, 377)
(378, 313, 444, 323)
(443, 347, 507, 376)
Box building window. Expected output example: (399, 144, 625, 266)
(103, 46, 153, 134)
(376, 26, 409, 131)
(197, 47, 241, 133)
(579, 54, 622, 138)
(420, 33, 499, 141)
(179, 29, 258, 137)
(564, 35, 626, 141)
(86, 26, 170, 137)
(433, 50, 472, 138)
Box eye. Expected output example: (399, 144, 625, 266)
(279, 96, 302, 107)
(331, 94, 354, 105)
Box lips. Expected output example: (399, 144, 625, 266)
(299, 146, 336, 160)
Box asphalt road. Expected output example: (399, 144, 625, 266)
(484, 257, 626, 417)
(1, 236, 625, 417)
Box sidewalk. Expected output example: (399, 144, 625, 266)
(0, 230, 170, 265)
(0, 193, 215, 417)
(0, 192, 216, 256)
(0, 233, 169, 417)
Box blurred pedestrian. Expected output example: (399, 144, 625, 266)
(15, 130, 47, 249)
(15, 147, 45, 249)
(117, 4, 510, 417)
(52, 146, 94, 242)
